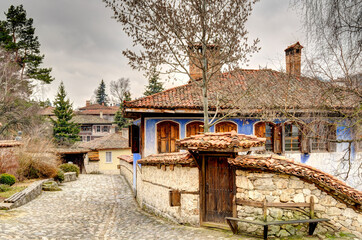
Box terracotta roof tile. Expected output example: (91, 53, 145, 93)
(229, 155, 362, 212)
(78, 104, 118, 115)
(177, 131, 265, 152)
(79, 133, 129, 150)
(118, 155, 133, 163)
(138, 152, 193, 166)
(124, 69, 356, 112)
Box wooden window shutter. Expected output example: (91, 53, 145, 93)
(327, 124, 337, 152)
(157, 121, 179, 153)
(273, 124, 283, 153)
(215, 122, 237, 133)
(186, 121, 204, 137)
(255, 122, 266, 138)
(169, 190, 181, 206)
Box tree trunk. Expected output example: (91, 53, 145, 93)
(201, 0, 209, 133)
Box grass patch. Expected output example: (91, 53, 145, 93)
(0, 186, 27, 199)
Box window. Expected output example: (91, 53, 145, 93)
(310, 122, 336, 152)
(102, 126, 108, 132)
(157, 121, 180, 153)
(254, 122, 275, 152)
(215, 121, 237, 133)
(186, 121, 204, 137)
(284, 123, 301, 151)
(106, 152, 112, 163)
(130, 125, 140, 153)
(81, 126, 91, 132)
(96, 126, 101, 132)
(87, 136, 91, 142)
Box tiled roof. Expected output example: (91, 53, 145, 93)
(124, 69, 356, 112)
(177, 131, 265, 152)
(72, 115, 112, 124)
(79, 133, 129, 150)
(77, 104, 118, 115)
(38, 106, 55, 116)
(138, 152, 193, 166)
(229, 155, 362, 212)
(118, 155, 133, 163)
(0, 140, 22, 148)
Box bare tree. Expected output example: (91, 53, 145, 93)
(104, 0, 260, 132)
(110, 77, 131, 105)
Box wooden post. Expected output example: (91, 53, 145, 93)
(310, 196, 314, 219)
(263, 197, 267, 222)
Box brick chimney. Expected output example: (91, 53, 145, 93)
(189, 44, 221, 81)
(86, 100, 90, 107)
(285, 42, 303, 76)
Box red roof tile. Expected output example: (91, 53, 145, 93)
(118, 155, 133, 163)
(124, 69, 356, 112)
(177, 131, 265, 152)
(0, 140, 22, 148)
(78, 104, 119, 115)
(138, 152, 193, 166)
(229, 155, 362, 212)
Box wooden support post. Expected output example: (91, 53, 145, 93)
(310, 196, 315, 219)
(263, 225, 268, 240)
(308, 222, 318, 235)
(263, 198, 267, 222)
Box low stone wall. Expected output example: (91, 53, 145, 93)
(1, 179, 48, 209)
(120, 160, 133, 188)
(64, 172, 77, 182)
(235, 170, 362, 238)
(136, 165, 199, 225)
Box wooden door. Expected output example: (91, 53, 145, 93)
(273, 124, 283, 153)
(204, 156, 234, 223)
(215, 122, 237, 133)
(157, 121, 179, 153)
(186, 121, 204, 137)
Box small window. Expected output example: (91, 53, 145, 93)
(102, 126, 108, 132)
(157, 121, 180, 153)
(169, 190, 181, 206)
(215, 121, 237, 133)
(106, 152, 112, 163)
(255, 122, 275, 152)
(186, 121, 204, 137)
(87, 136, 91, 141)
(310, 122, 336, 152)
(96, 126, 101, 132)
(284, 123, 301, 151)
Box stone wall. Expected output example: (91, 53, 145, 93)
(83, 154, 100, 173)
(235, 170, 362, 238)
(120, 160, 133, 188)
(136, 165, 199, 225)
(64, 172, 77, 182)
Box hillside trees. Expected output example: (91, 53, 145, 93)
(52, 82, 80, 145)
(0, 5, 53, 83)
(104, 0, 260, 132)
(95, 79, 108, 106)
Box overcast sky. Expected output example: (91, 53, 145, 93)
(0, 0, 305, 108)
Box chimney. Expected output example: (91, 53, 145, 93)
(189, 44, 221, 81)
(86, 100, 90, 107)
(100, 111, 103, 119)
(285, 42, 303, 76)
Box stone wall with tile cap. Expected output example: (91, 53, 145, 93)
(119, 160, 133, 188)
(136, 165, 200, 225)
(235, 170, 362, 238)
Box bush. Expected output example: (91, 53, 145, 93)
(53, 170, 65, 183)
(59, 163, 80, 177)
(17, 152, 59, 180)
(0, 173, 16, 186)
(0, 184, 10, 192)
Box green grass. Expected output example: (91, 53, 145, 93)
(0, 186, 27, 199)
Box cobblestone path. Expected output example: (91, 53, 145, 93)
(0, 175, 255, 240)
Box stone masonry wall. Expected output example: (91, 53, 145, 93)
(119, 160, 133, 188)
(136, 165, 199, 225)
(235, 170, 362, 238)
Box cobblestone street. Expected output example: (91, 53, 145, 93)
(0, 175, 252, 240)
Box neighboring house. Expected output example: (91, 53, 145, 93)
(80, 132, 131, 174)
(39, 102, 119, 142)
(124, 42, 360, 187)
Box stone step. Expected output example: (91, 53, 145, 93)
(0, 202, 13, 210)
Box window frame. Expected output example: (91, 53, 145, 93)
(156, 120, 180, 154)
(284, 122, 302, 152)
(105, 151, 112, 163)
(215, 121, 238, 133)
(309, 121, 337, 153)
(186, 121, 204, 137)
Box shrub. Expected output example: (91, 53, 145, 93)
(53, 170, 65, 183)
(0, 173, 16, 186)
(17, 152, 59, 180)
(59, 163, 80, 177)
(0, 149, 19, 176)
(0, 184, 10, 192)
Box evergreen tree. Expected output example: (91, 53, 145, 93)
(52, 82, 80, 144)
(144, 69, 164, 96)
(95, 79, 108, 106)
(0, 5, 53, 83)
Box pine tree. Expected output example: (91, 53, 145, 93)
(95, 79, 108, 106)
(0, 5, 53, 83)
(52, 82, 80, 144)
(144, 69, 164, 96)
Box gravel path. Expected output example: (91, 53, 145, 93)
(0, 175, 254, 240)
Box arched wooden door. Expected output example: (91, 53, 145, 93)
(157, 121, 180, 153)
(186, 121, 204, 137)
(215, 121, 237, 133)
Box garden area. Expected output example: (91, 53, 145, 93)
(0, 137, 80, 204)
